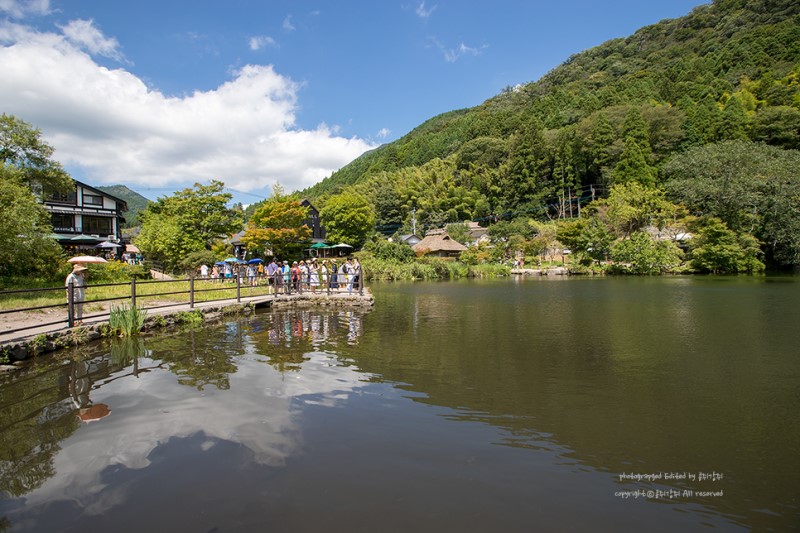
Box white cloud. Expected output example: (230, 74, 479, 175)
(377, 128, 390, 139)
(0, 21, 376, 195)
(282, 15, 295, 31)
(0, 0, 50, 18)
(58, 19, 126, 62)
(248, 35, 276, 51)
(416, 1, 436, 19)
(427, 36, 486, 63)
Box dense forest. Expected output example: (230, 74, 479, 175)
(292, 0, 799, 268)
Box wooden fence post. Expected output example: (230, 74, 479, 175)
(67, 281, 75, 328)
(189, 275, 195, 308)
(131, 278, 137, 307)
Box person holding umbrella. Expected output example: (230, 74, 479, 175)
(65, 264, 88, 325)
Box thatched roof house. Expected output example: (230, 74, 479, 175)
(412, 229, 468, 258)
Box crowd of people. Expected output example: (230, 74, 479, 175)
(200, 257, 363, 295)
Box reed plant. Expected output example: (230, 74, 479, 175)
(109, 303, 148, 336)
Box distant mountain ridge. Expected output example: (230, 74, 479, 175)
(96, 184, 151, 227)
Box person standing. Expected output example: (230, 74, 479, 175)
(330, 260, 339, 290)
(282, 260, 290, 291)
(352, 258, 362, 294)
(65, 265, 88, 325)
(320, 260, 329, 291)
(309, 260, 319, 293)
(267, 259, 279, 294)
(200, 263, 209, 279)
(291, 261, 301, 292)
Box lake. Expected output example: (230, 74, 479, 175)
(1, 276, 798, 532)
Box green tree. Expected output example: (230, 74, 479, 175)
(320, 193, 377, 248)
(589, 112, 616, 177)
(502, 118, 549, 209)
(717, 95, 749, 141)
(610, 231, 684, 274)
(557, 217, 614, 263)
(687, 217, 765, 274)
(241, 189, 311, 259)
(601, 182, 685, 238)
(0, 114, 71, 192)
(136, 212, 204, 270)
(136, 181, 243, 270)
(611, 136, 657, 186)
(148, 181, 243, 249)
(445, 222, 471, 245)
(0, 175, 64, 277)
(751, 106, 800, 149)
(663, 140, 800, 265)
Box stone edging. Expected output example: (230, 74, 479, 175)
(0, 303, 255, 369)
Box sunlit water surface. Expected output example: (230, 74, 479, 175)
(1, 276, 798, 532)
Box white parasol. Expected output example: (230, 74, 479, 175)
(68, 256, 108, 264)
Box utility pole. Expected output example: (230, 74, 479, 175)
(411, 208, 417, 235)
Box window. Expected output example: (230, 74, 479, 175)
(43, 187, 77, 204)
(83, 194, 103, 206)
(82, 215, 112, 235)
(51, 213, 75, 232)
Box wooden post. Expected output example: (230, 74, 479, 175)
(67, 281, 75, 328)
(236, 272, 241, 302)
(131, 278, 137, 307)
(189, 274, 195, 308)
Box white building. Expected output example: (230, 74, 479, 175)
(38, 180, 128, 252)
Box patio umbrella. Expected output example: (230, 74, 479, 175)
(96, 241, 121, 249)
(224, 257, 239, 262)
(70, 234, 102, 243)
(247, 258, 264, 264)
(310, 242, 330, 249)
(68, 256, 108, 264)
(331, 243, 353, 249)
(125, 244, 140, 253)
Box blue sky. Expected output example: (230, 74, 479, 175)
(1, 0, 707, 204)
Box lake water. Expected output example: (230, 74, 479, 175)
(1, 276, 798, 532)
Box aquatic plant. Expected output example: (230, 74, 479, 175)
(109, 303, 148, 336)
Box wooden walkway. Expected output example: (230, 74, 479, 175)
(0, 289, 373, 346)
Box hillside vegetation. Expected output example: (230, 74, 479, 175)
(295, 0, 799, 268)
(97, 184, 152, 228)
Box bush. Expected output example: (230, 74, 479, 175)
(180, 250, 217, 273)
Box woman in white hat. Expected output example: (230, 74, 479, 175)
(65, 265, 88, 324)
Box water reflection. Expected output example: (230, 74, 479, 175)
(252, 309, 364, 371)
(0, 279, 797, 531)
(69, 359, 111, 424)
(0, 308, 373, 531)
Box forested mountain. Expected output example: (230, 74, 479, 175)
(299, 0, 799, 261)
(96, 184, 151, 227)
